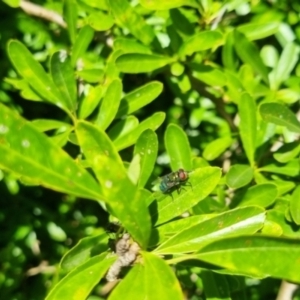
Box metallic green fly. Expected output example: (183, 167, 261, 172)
(154, 168, 191, 194)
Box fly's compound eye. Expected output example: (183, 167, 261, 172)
(178, 169, 187, 180)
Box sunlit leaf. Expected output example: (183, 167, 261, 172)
(0, 103, 103, 200)
(109, 252, 183, 300)
(7, 41, 72, 114)
(179, 31, 223, 56)
(134, 129, 158, 188)
(116, 53, 174, 73)
(195, 236, 300, 282)
(155, 206, 265, 254)
(164, 123, 193, 171)
(238, 93, 257, 166)
(46, 254, 115, 300)
(226, 164, 254, 189)
(260, 102, 300, 133)
(76, 121, 151, 248)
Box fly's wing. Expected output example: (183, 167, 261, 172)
(151, 177, 162, 191)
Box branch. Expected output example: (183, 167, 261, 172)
(20, 0, 66, 28)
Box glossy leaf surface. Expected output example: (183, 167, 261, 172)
(96, 79, 122, 130)
(203, 136, 232, 161)
(50, 52, 77, 113)
(76, 121, 151, 248)
(165, 124, 193, 171)
(155, 206, 265, 254)
(239, 183, 277, 208)
(109, 251, 183, 300)
(46, 254, 115, 300)
(7, 41, 71, 113)
(0, 103, 103, 200)
(63, 0, 77, 44)
(238, 93, 257, 166)
(234, 30, 269, 84)
(226, 165, 253, 189)
(107, 0, 155, 45)
(60, 233, 108, 272)
(71, 26, 94, 66)
(290, 186, 300, 225)
(179, 31, 223, 56)
(139, 0, 197, 10)
(196, 236, 300, 282)
(116, 81, 163, 117)
(116, 54, 173, 73)
(113, 112, 165, 151)
(134, 129, 158, 188)
(260, 102, 300, 133)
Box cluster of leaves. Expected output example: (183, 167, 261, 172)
(1, 0, 300, 299)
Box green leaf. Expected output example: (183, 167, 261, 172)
(116, 81, 163, 117)
(114, 38, 152, 54)
(108, 116, 139, 141)
(239, 183, 277, 208)
(134, 129, 158, 188)
(191, 63, 227, 86)
(222, 31, 236, 71)
(31, 119, 72, 132)
(87, 11, 114, 31)
(150, 214, 214, 246)
(164, 124, 193, 171)
(273, 179, 295, 196)
(259, 102, 300, 133)
(79, 85, 103, 119)
(50, 52, 77, 113)
(96, 79, 122, 130)
(266, 209, 300, 238)
(275, 88, 300, 104)
(237, 22, 280, 41)
(139, 0, 197, 10)
(152, 167, 221, 225)
(201, 270, 231, 300)
(273, 142, 300, 163)
(238, 93, 257, 166)
(226, 164, 254, 189)
(179, 31, 223, 56)
(76, 68, 104, 83)
(4, 78, 42, 101)
(60, 233, 108, 272)
(113, 112, 165, 151)
(7, 40, 71, 114)
(63, 0, 77, 44)
(234, 30, 269, 84)
(270, 43, 300, 90)
(259, 159, 299, 177)
(3, 0, 20, 7)
(71, 26, 94, 66)
(46, 254, 115, 300)
(76, 121, 151, 248)
(290, 186, 300, 225)
(196, 236, 300, 282)
(155, 206, 265, 254)
(109, 252, 183, 300)
(0, 103, 103, 200)
(203, 136, 232, 161)
(107, 0, 155, 45)
(116, 53, 174, 74)
(169, 8, 195, 38)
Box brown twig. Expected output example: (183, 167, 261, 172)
(20, 0, 66, 28)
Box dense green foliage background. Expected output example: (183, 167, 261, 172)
(1, 0, 300, 299)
